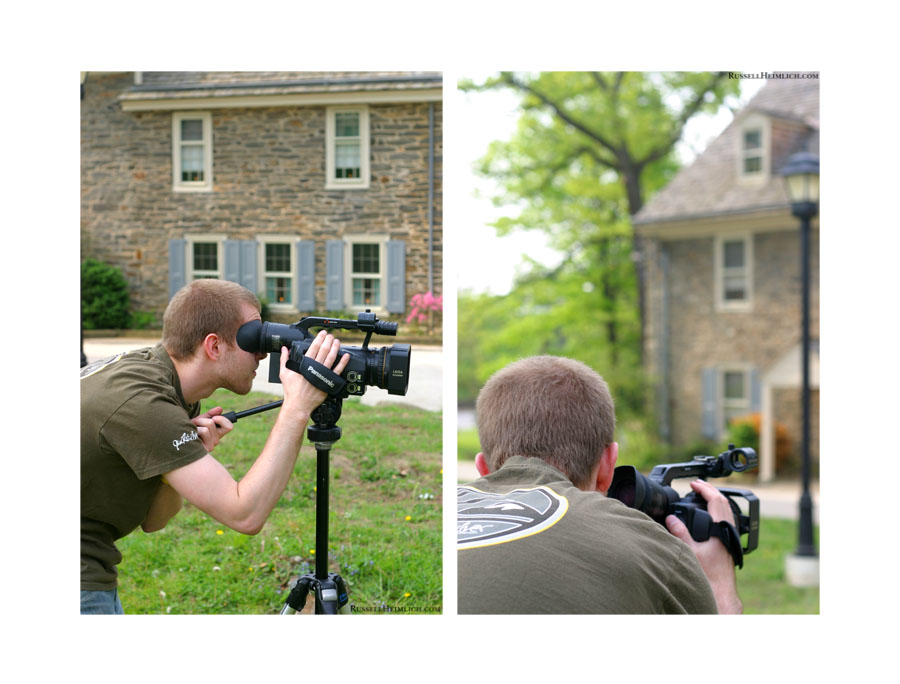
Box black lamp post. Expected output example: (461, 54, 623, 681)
(780, 150, 819, 564)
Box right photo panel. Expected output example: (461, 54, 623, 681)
(455, 71, 820, 614)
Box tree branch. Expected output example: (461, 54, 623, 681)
(638, 72, 728, 165)
(501, 72, 623, 163)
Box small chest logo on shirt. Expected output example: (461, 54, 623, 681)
(173, 431, 199, 451)
(457, 486, 568, 550)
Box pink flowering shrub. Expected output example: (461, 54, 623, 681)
(406, 292, 443, 332)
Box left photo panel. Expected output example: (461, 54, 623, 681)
(80, 71, 443, 614)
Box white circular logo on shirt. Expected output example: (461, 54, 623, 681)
(457, 486, 569, 550)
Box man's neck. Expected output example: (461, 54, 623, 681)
(168, 350, 214, 405)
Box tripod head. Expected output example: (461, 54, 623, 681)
(307, 396, 343, 447)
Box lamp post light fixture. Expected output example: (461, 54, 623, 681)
(780, 150, 819, 587)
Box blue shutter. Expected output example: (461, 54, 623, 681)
(386, 240, 406, 314)
(223, 241, 241, 284)
(239, 241, 257, 294)
(168, 239, 186, 298)
(701, 367, 718, 440)
(326, 240, 344, 311)
(224, 240, 258, 294)
(749, 368, 761, 413)
(296, 240, 315, 312)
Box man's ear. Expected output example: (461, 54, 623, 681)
(475, 452, 491, 477)
(201, 333, 222, 361)
(594, 442, 619, 494)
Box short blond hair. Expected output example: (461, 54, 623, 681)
(162, 280, 260, 360)
(475, 356, 616, 488)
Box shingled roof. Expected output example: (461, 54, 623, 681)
(634, 77, 819, 226)
(117, 71, 442, 109)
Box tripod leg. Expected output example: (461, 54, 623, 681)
(280, 576, 311, 615)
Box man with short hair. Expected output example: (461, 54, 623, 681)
(81, 279, 349, 614)
(457, 355, 742, 614)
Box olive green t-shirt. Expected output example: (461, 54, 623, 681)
(457, 456, 718, 614)
(80, 344, 208, 590)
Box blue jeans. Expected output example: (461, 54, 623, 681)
(81, 589, 124, 614)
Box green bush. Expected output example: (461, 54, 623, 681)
(81, 259, 131, 330)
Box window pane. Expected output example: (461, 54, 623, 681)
(724, 371, 745, 400)
(265, 243, 291, 272)
(723, 275, 746, 301)
(266, 277, 292, 304)
(723, 240, 744, 268)
(335, 112, 359, 137)
(181, 119, 204, 141)
(743, 156, 762, 174)
(352, 277, 380, 306)
(181, 145, 204, 181)
(335, 141, 361, 178)
(743, 129, 761, 150)
(193, 243, 217, 271)
(352, 244, 379, 273)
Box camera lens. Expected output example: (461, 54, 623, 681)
(369, 344, 411, 396)
(609, 466, 678, 524)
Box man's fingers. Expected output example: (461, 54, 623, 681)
(334, 352, 351, 375)
(305, 330, 328, 359)
(666, 515, 691, 545)
(689, 480, 733, 523)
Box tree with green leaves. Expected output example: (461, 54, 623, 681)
(459, 72, 740, 416)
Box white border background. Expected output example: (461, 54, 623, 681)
(5, 1, 895, 679)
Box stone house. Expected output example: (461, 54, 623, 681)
(633, 77, 819, 481)
(81, 71, 442, 322)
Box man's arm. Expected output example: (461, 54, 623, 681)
(665, 479, 743, 614)
(164, 332, 349, 535)
(141, 482, 183, 532)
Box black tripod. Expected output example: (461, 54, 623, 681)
(279, 397, 351, 615)
(223, 396, 352, 614)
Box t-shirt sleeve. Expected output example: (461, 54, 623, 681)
(662, 542, 720, 614)
(100, 390, 209, 480)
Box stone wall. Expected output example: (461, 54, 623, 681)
(643, 225, 820, 460)
(81, 72, 442, 318)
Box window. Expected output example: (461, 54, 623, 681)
(186, 235, 225, 280)
(737, 113, 769, 182)
(720, 368, 751, 436)
(326, 106, 369, 189)
(173, 112, 213, 192)
(351, 243, 382, 307)
(742, 128, 763, 175)
(258, 237, 297, 310)
(715, 234, 753, 311)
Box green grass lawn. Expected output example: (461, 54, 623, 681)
(116, 390, 442, 614)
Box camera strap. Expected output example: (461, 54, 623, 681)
(709, 520, 744, 569)
(288, 356, 347, 396)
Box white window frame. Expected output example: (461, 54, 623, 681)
(172, 111, 213, 193)
(736, 113, 770, 184)
(718, 365, 752, 437)
(185, 234, 226, 280)
(325, 105, 370, 190)
(715, 233, 753, 312)
(257, 234, 299, 313)
(344, 234, 387, 312)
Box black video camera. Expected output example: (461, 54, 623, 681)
(235, 310, 411, 399)
(608, 445, 760, 568)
